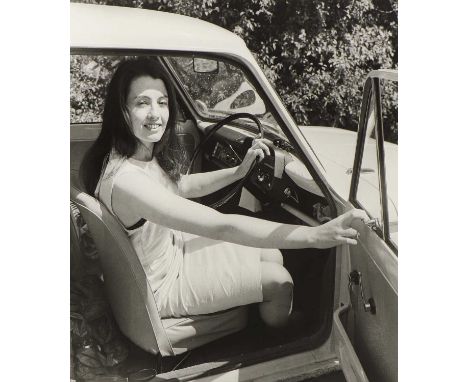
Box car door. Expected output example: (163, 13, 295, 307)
(334, 70, 398, 382)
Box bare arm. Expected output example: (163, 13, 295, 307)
(177, 166, 243, 198)
(178, 138, 271, 198)
(113, 170, 368, 249)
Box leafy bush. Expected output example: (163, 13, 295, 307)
(70, 55, 120, 123)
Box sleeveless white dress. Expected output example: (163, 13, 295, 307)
(96, 150, 263, 318)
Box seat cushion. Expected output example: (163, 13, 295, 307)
(163, 307, 248, 355)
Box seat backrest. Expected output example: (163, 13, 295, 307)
(175, 119, 201, 174)
(70, 185, 174, 356)
(70, 119, 201, 190)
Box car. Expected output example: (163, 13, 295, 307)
(70, 3, 397, 382)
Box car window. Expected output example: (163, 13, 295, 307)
(70, 54, 195, 125)
(70, 55, 123, 124)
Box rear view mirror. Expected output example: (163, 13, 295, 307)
(193, 58, 219, 74)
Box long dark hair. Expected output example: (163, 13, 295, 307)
(80, 57, 186, 194)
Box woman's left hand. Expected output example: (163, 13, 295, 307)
(236, 138, 271, 178)
(313, 209, 370, 248)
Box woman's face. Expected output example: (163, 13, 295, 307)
(126, 75, 170, 148)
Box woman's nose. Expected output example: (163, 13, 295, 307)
(148, 103, 162, 119)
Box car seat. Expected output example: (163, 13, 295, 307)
(70, 185, 248, 357)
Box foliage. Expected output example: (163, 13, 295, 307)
(71, 0, 397, 138)
(71, 55, 126, 123)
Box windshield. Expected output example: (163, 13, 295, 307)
(164, 55, 286, 138)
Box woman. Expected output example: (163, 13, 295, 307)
(80, 57, 367, 328)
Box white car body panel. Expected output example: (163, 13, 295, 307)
(71, 3, 248, 55)
(300, 126, 398, 226)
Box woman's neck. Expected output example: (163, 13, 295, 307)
(132, 142, 154, 162)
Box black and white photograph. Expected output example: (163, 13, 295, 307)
(69, 1, 397, 381)
(11, 1, 468, 381)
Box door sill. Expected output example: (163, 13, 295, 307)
(156, 337, 340, 381)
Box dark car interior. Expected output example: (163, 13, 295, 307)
(70, 54, 339, 379)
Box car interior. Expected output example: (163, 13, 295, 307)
(70, 54, 340, 379)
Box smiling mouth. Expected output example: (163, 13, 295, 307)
(144, 123, 162, 131)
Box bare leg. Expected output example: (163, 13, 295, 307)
(259, 261, 293, 328)
(260, 248, 283, 265)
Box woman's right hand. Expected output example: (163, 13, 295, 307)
(312, 209, 370, 249)
(235, 138, 271, 178)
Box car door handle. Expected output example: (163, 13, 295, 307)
(345, 167, 375, 175)
(349, 270, 376, 314)
(365, 218, 381, 232)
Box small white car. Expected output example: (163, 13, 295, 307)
(70, 4, 397, 382)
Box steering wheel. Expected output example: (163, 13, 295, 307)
(186, 113, 265, 209)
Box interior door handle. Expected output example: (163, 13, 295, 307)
(349, 270, 376, 314)
(365, 218, 381, 232)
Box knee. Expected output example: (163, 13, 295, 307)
(260, 248, 284, 265)
(261, 262, 294, 302)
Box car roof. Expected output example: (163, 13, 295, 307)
(71, 3, 250, 57)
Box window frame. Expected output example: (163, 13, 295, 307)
(349, 72, 398, 255)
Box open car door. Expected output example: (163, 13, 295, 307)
(333, 70, 398, 382)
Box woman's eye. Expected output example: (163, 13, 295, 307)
(137, 100, 149, 106)
(159, 98, 168, 105)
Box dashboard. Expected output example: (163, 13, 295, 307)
(203, 124, 331, 226)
